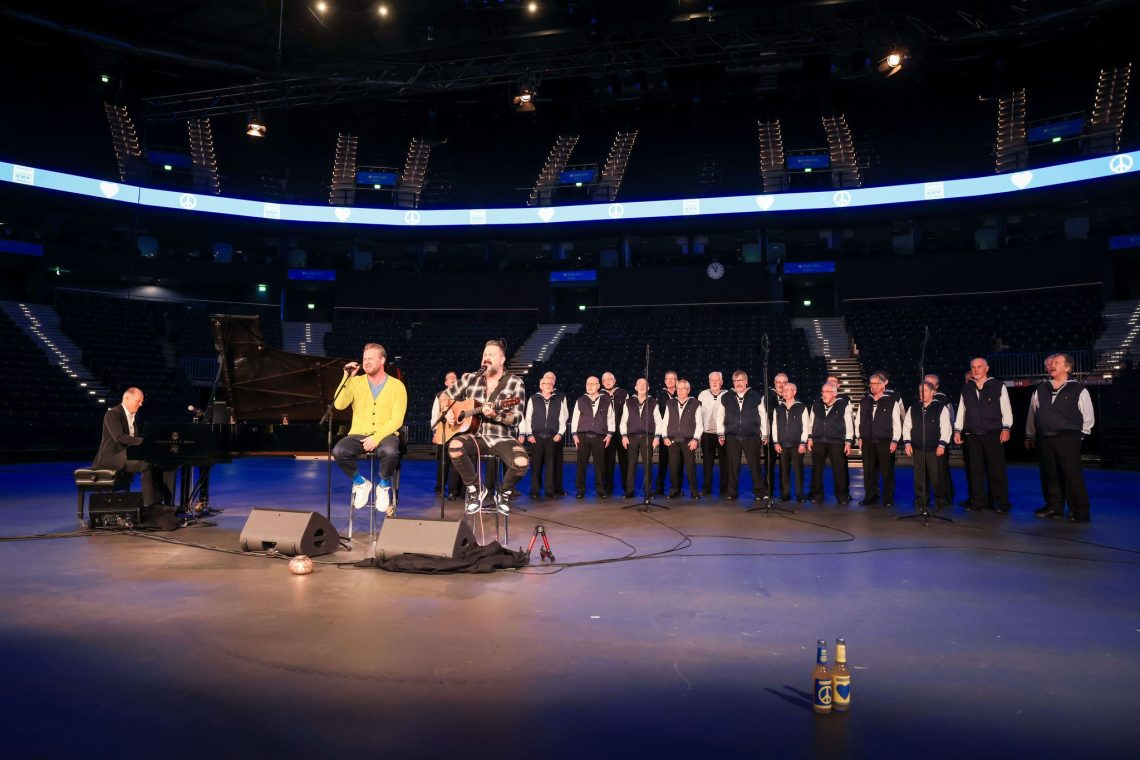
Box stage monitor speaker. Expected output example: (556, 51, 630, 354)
(89, 492, 143, 530)
(239, 509, 339, 557)
(375, 518, 476, 561)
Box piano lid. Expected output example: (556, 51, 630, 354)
(211, 315, 351, 423)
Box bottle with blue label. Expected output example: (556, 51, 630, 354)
(832, 638, 851, 712)
(812, 639, 832, 714)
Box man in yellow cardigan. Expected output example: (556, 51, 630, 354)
(333, 343, 407, 514)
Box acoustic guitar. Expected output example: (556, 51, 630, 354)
(441, 396, 521, 441)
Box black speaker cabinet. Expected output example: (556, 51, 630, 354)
(239, 509, 339, 557)
(88, 492, 143, 529)
(375, 518, 476, 561)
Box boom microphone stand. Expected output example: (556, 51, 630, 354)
(320, 367, 355, 522)
(624, 342, 669, 512)
(750, 333, 795, 515)
(898, 325, 951, 525)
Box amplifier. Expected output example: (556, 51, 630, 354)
(88, 492, 143, 530)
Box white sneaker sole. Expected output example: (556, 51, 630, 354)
(352, 482, 371, 509)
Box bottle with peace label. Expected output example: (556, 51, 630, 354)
(812, 639, 832, 714)
(831, 638, 851, 712)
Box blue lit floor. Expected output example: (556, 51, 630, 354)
(1, 457, 1138, 758)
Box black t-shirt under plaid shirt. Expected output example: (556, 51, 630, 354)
(446, 372, 526, 447)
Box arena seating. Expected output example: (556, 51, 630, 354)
(0, 310, 103, 453)
(844, 286, 1104, 404)
(529, 305, 826, 402)
(55, 291, 282, 418)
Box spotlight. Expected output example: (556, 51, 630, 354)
(877, 49, 906, 77)
(377, 3, 389, 17)
(513, 81, 537, 112)
(246, 116, 267, 138)
(315, 1, 329, 13)
(527, 2, 538, 14)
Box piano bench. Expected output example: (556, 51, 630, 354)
(73, 468, 126, 526)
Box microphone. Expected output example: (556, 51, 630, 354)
(473, 364, 490, 377)
(344, 362, 361, 375)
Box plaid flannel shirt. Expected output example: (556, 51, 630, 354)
(447, 371, 526, 446)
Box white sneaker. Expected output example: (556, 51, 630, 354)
(351, 479, 371, 509)
(376, 483, 393, 515)
(464, 485, 487, 515)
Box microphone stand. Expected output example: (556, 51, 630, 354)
(898, 324, 951, 525)
(750, 333, 794, 515)
(320, 370, 354, 523)
(624, 342, 669, 512)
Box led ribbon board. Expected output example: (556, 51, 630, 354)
(2, 152, 1136, 228)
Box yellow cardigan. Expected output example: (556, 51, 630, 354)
(334, 374, 408, 441)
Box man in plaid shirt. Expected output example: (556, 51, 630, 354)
(445, 339, 529, 515)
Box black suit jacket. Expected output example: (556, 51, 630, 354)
(92, 404, 143, 470)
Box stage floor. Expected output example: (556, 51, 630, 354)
(1, 458, 1138, 758)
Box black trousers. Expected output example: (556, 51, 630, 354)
(625, 435, 655, 496)
(666, 438, 699, 496)
(776, 445, 805, 500)
(724, 436, 766, 498)
(700, 432, 726, 494)
(575, 432, 608, 495)
(449, 435, 528, 492)
(333, 434, 400, 480)
(912, 448, 943, 506)
(604, 434, 627, 495)
(935, 446, 955, 504)
(861, 440, 895, 503)
(810, 442, 850, 501)
(1038, 432, 1090, 517)
(528, 435, 558, 496)
(964, 431, 1009, 508)
(121, 459, 163, 506)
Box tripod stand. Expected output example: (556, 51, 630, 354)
(749, 333, 795, 515)
(623, 343, 669, 512)
(897, 325, 952, 525)
(320, 371, 353, 523)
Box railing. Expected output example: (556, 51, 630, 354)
(180, 357, 219, 384)
(985, 349, 1098, 381)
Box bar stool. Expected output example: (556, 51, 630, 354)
(463, 453, 509, 545)
(346, 428, 406, 542)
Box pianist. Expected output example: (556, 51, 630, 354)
(92, 387, 164, 506)
(332, 343, 407, 515)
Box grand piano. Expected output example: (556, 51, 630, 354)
(129, 315, 367, 514)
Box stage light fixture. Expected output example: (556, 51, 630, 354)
(527, 2, 538, 14)
(377, 3, 389, 17)
(316, 1, 329, 13)
(100, 74, 110, 84)
(877, 49, 906, 77)
(513, 80, 537, 112)
(246, 117, 267, 138)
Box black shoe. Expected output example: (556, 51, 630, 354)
(544, 492, 555, 498)
(883, 502, 893, 509)
(667, 491, 679, 499)
(859, 498, 879, 507)
(780, 494, 792, 502)
(529, 493, 540, 500)
(993, 506, 1009, 515)
(959, 499, 973, 508)
(555, 491, 568, 497)
(796, 496, 806, 503)
(837, 498, 851, 506)
(575, 492, 585, 499)
(811, 497, 823, 504)
(433, 487, 442, 494)
(726, 495, 737, 501)
(755, 494, 770, 503)
(624, 491, 635, 499)
(1035, 507, 1064, 519)
(1067, 514, 1091, 523)
(701, 489, 711, 496)
(599, 493, 609, 500)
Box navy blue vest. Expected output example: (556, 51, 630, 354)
(666, 397, 700, 439)
(1033, 381, 1085, 435)
(603, 387, 628, 425)
(773, 401, 807, 447)
(959, 378, 1005, 434)
(909, 400, 947, 452)
(721, 389, 763, 438)
(575, 394, 612, 435)
(810, 398, 848, 443)
(624, 396, 657, 437)
(529, 392, 565, 437)
(858, 395, 897, 442)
